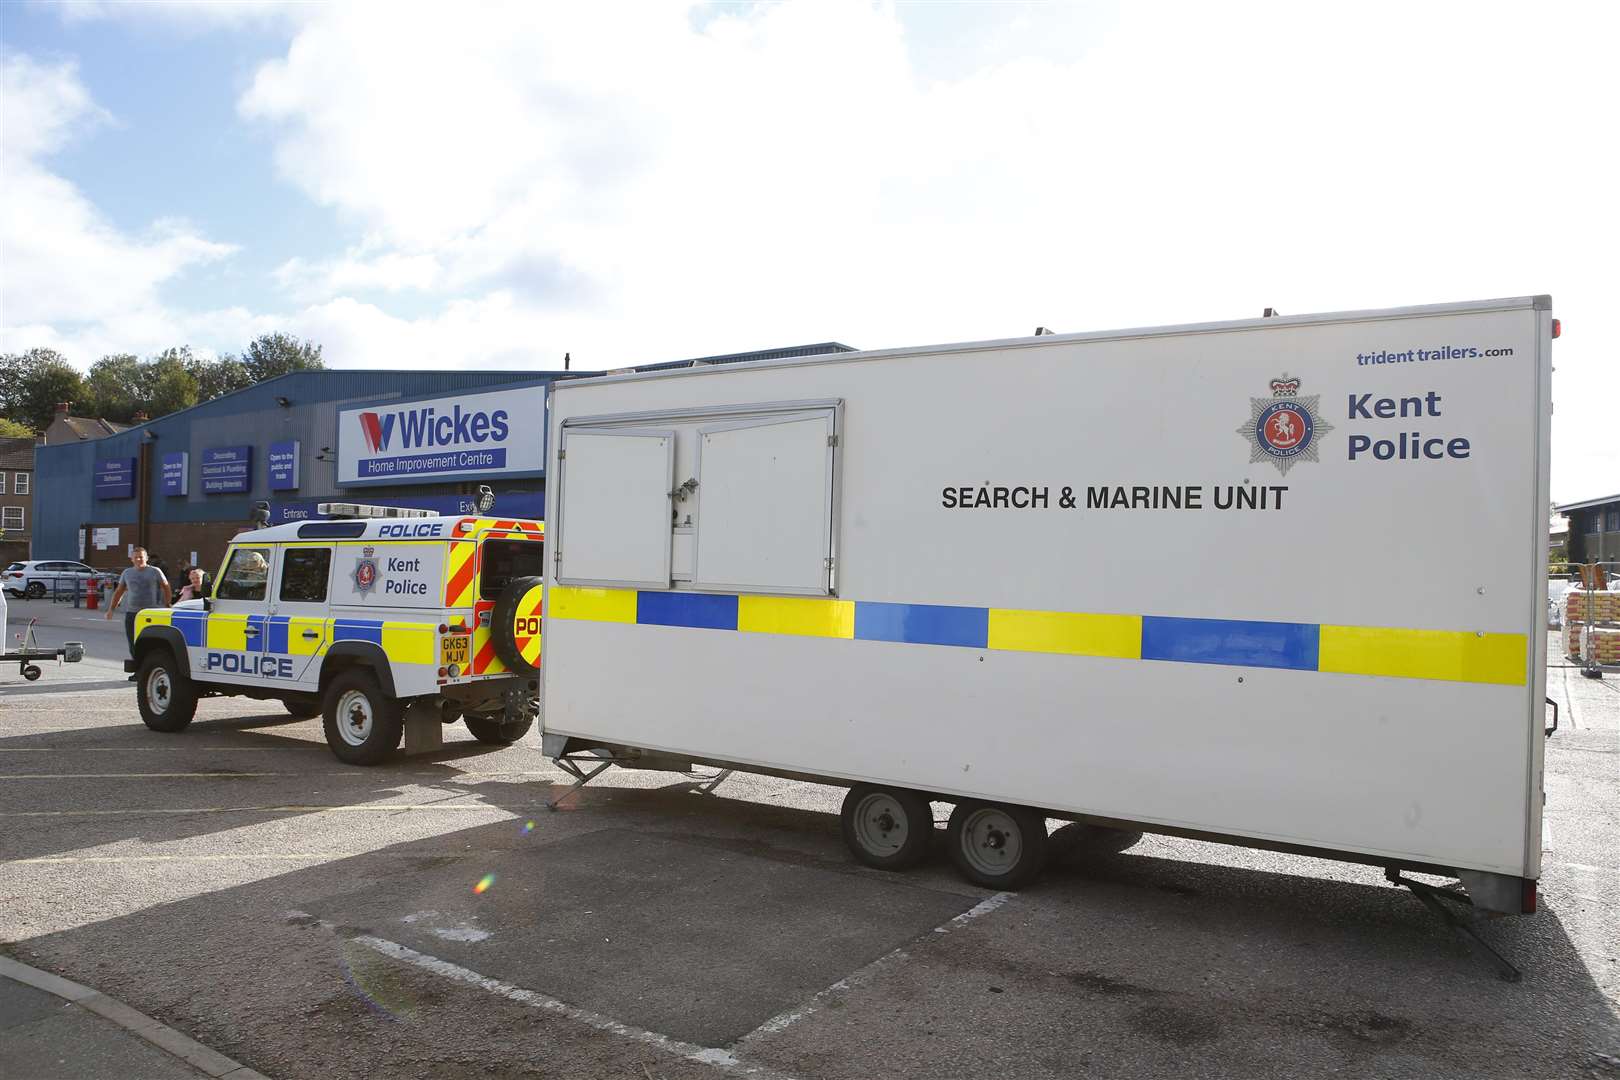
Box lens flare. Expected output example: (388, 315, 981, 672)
(520, 820, 536, 835)
(473, 873, 496, 895)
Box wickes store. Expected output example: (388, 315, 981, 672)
(34, 369, 557, 580)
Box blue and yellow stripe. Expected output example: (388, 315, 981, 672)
(547, 586, 1526, 687)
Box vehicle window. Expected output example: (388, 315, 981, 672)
(38, 561, 67, 571)
(215, 547, 272, 602)
(479, 539, 545, 599)
(5, 563, 23, 572)
(279, 548, 332, 604)
(73, 564, 94, 574)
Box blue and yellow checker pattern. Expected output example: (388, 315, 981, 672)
(135, 610, 437, 667)
(548, 587, 1527, 687)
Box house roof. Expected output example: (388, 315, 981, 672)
(1555, 494, 1620, 514)
(50, 415, 129, 441)
(0, 436, 35, 471)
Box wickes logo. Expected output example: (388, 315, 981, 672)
(359, 405, 511, 455)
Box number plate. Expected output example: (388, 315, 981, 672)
(441, 634, 470, 668)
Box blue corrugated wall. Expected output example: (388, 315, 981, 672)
(33, 370, 557, 559)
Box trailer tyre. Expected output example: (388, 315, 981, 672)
(490, 576, 545, 675)
(947, 801, 1049, 890)
(840, 785, 934, 870)
(136, 649, 198, 732)
(321, 669, 404, 765)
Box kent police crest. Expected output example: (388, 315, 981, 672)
(1238, 375, 1332, 475)
(352, 547, 378, 596)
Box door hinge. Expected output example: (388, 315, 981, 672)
(557, 449, 566, 460)
(827, 434, 839, 448)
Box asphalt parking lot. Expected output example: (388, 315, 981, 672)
(2, 603, 1617, 1080)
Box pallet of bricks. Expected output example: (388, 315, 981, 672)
(1563, 589, 1620, 665)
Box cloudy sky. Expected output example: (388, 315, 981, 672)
(1, 1, 1615, 499)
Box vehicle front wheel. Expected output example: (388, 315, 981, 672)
(946, 801, 1050, 890)
(321, 670, 404, 765)
(464, 714, 533, 745)
(136, 649, 198, 732)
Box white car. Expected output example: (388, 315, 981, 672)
(2, 560, 108, 600)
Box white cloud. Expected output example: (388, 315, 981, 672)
(230, 0, 1617, 497)
(4, 3, 1617, 498)
(0, 54, 236, 349)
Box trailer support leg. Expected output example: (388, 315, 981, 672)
(693, 768, 733, 796)
(1385, 870, 1521, 982)
(548, 756, 614, 812)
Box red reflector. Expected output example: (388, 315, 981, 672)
(1522, 879, 1538, 914)
(437, 667, 447, 677)
(1551, 318, 1561, 339)
(438, 624, 447, 634)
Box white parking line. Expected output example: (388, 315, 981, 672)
(333, 926, 801, 1080)
(734, 891, 1013, 1046)
(290, 888, 1014, 1077)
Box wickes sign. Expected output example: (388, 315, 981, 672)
(336, 384, 546, 487)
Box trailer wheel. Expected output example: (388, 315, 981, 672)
(22, 664, 43, 682)
(136, 649, 197, 732)
(946, 801, 1049, 889)
(840, 785, 934, 870)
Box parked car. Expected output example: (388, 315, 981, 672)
(2, 560, 107, 599)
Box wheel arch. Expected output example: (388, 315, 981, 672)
(133, 626, 189, 673)
(318, 642, 398, 699)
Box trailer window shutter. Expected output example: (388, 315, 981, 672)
(692, 409, 836, 595)
(556, 429, 674, 588)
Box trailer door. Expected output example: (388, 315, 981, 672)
(692, 409, 838, 595)
(555, 429, 675, 589)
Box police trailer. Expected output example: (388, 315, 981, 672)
(539, 296, 1555, 975)
(128, 504, 546, 764)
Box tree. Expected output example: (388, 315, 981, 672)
(0, 348, 86, 433)
(241, 332, 323, 383)
(0, 417, 34, 438)
(187, 353, 253, 401)
(82, 353, 145, 423)
(146, 348, 200, 418)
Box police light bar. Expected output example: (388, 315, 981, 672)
(317, 502, 436, 519)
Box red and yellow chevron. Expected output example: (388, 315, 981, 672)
(443, 540, 478, 609)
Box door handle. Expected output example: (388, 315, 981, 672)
(244, 626, 261, 637)
(302, 630, 320, 639)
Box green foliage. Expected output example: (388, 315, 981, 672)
(0, 348, 87, 432)
(0, 417, 35, 438)
(240, 332, 324, 382)
(1, 333, 324, 429)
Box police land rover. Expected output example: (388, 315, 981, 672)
(125, 504, 545, 764)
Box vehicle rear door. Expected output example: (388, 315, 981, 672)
(270, 544, 332, 687)
(201, 544, 275, 685)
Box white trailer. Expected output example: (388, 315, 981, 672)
(539, 296, 1554, 933)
